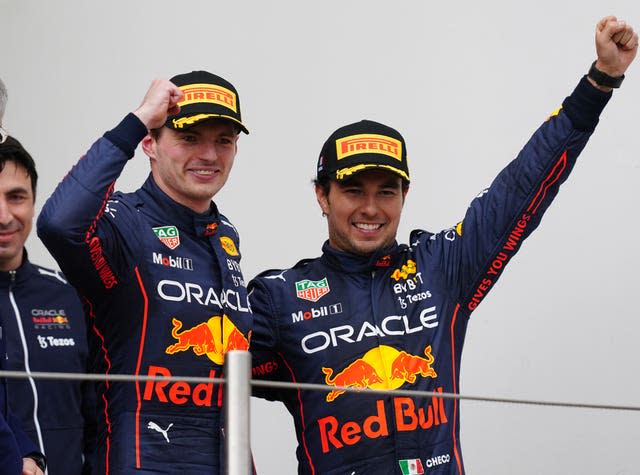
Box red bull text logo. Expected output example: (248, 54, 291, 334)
(143, 365, 222, 408)
(178, 83, 237, 112)
(318, 388, 448, 454)
(153, 226, 180, 250)
(335, 134, 402, 161)
(295, 278, 330, 302)
(31, 315, 68, 325)
(390, 259, 417, 281)
(321, 345, 437, 402)
(165, 315, 250, 365)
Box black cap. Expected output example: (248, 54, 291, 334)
(166, 70, 249, 134)
(316, 120, 409, 182)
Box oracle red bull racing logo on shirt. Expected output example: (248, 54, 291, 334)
(165, 314, 251, 365)
(295, 278, 330, 302)
(321, 344, 437, 402)
(31, 309, 70, 329)
(153, 225, 180, 250)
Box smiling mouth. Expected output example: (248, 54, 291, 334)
(354, 223, 382, 231)
(0, 232, 17, 242)
(191, 169, 215, 176)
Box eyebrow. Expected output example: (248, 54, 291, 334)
(5, 185, 31, 195)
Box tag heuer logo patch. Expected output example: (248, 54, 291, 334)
(153, 226, 180, 250)
(295, 278, 330, 302)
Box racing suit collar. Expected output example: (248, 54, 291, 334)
(320, 240, 405, 273)
(137, 174, 221, 234)
(0, 249, 34, 288)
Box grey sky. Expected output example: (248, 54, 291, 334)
(2, 1, 639, 473)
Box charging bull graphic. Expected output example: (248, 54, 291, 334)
(390, 345, 437, 384)
(322, 344, 437, 402)
(166, 314, 251, 365)
(322, 360, 384, 402)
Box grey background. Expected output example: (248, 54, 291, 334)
(2, 1, 639, 473)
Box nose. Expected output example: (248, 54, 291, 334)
(360, 193, 380, 216)
(199, 142, 218, 161)
(0, 199, 12, 226)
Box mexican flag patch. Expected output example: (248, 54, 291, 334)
(399, 458, 424, 475)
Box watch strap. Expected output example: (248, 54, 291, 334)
(588, 60, 624, 88)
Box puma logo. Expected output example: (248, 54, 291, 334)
(265, 270, 287, 282)
(147, 421, 174, 443)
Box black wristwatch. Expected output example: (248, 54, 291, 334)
(588, 60, 624, 88)
(25, 452, 47, 472)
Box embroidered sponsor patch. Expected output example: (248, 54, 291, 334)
(295, 278, 330, 302)
(153, 226, 180, 250)
(219, 236, 239, 256)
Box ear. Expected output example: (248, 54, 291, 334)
(401, 184, 409, 204)
(140, 133, 156, 159)
(315, 183, 330, 216)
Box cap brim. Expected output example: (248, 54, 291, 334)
(335, 163, 409, 182)
(167, 113, 249, 134)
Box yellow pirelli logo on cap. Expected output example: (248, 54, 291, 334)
(335, 134, 402, 161)
(178, 83, 237, 112)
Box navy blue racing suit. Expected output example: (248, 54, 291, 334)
(249, 77, 611, 474)
(1, 314, 41, 475)
(36, 114, 253, 474)
(0, 251, 95, 474)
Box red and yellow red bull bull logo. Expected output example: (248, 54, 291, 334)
(318, 345, 443, 453)
(165, 315, 250, 365)
(335, 133, 402, 162)
(321, 344, 437, 402)
(203, 222, 218, 237)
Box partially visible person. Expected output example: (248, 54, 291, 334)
(249, 16, 638, 474)
(0, 77, 8, 144)
(0, 135, 95, 474)
(0, 77, 45, 475)
(37, 71, 253, 473)
(1, 324, 44, 475)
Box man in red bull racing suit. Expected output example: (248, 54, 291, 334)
(249, 17, 638, 475)
(36, 71, 253, 474)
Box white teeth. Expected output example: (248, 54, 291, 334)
(355, 223, 381, 230)
(193, 170, 213, 175)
